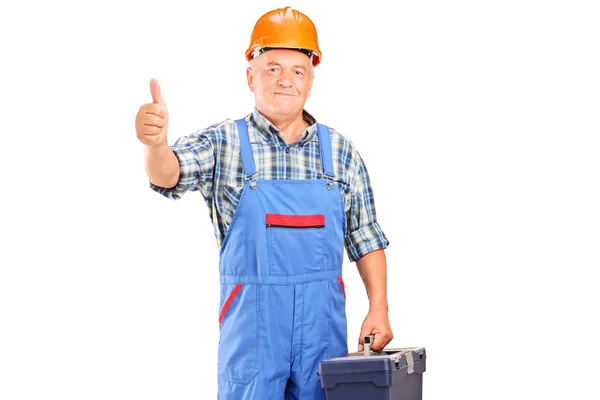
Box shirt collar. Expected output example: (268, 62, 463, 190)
(251, 107, 318, 145)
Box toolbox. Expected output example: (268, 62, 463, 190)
(319, 336, 426, 400)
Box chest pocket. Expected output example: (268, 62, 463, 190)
(266, 213, 327, 275)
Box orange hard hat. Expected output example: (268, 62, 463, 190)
(245, 6, 322, 67)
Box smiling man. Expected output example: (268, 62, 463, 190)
(248, 49, 314, 134)
(135, 6, 393, 400)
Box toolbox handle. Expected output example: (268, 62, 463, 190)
(363, 335, 376, 357)
(363, 334, 389, 356)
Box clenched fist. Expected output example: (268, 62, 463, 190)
(136, 78, 169, 147)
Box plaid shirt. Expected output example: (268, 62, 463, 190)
(150, 108, 389, 262)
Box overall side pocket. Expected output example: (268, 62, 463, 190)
(217, 283, 259, 384)
(329, 276, 349, 359)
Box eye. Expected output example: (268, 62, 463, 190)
(294, 70, 304, 76)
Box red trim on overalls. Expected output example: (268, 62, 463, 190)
(266, 214, 325, 228)
(219, 284, 243, 325)
(337, 276, 346, 298)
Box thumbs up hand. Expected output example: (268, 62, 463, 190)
(136, 78, 169, 147)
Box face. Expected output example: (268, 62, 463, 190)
(247, 49, 314, 119)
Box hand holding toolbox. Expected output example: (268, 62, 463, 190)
(318, 335, 427, 400)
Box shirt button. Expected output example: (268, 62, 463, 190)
(285, 147, 290, 153)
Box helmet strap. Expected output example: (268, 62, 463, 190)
(251, 47, 313, 62)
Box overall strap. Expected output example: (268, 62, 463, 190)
(235, 119, 257, 180)
(316, 123, 335, 178)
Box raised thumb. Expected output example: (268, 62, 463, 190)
(150, 78, 164, 105)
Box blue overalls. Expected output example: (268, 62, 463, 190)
(216, 119, 348, 399)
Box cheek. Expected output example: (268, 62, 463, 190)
(255, 79, 275, 94)
(299, 81, 311, 96)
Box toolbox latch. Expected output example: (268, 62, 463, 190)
(406, 351, 415, 374)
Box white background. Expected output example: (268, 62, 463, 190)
(1, 0, 599, 399)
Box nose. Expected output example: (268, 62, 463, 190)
(277, 78, 292, 87)
(277, 70, 294, 87)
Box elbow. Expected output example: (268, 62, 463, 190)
(147, 166, 180, 189)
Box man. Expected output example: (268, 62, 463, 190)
(135, 6, 393, 399)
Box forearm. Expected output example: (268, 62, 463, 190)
(144, 143, 180, 188)
(356, 249, 388, 311)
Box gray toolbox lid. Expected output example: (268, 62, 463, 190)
(319, 346, 427, 376)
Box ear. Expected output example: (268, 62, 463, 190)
(246, 67, 254, 92)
